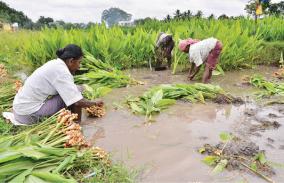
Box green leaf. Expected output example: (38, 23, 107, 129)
(198, 147, 206, 154)
(254, 152, 267, 165)
(0, 160, 35, 176)
(0, 150, 21, 164)
(129, 102, 144, 114)
(31, 172, 76, 183)
(212, 70, 222, 76)
(150, 90, 163, 105)
(219, 132, 233, 142)
(197, 91, 205, 103)
(37, 146, 73, 157)
(10, 168, 33, 183)
(212, 159, 228, 174)
(202, 156, 220, 166)
(250, 162, 257, 171)
(24, 175, 49, 183)
(19, 146, 48, 160)
(96, 86, 112, 97)
(53, 155, 76, 174)
(155, 99, 176, 108)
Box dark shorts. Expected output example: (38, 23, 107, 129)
(206, 41, 223, 70)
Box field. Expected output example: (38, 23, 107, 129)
(0, 16, 284, 182)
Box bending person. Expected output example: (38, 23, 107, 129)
(154, 32, 175, 70)
(178, 37, 223, 83)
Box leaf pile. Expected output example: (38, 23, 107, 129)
(82, 84, 112, 100)
(0, 109, 114, 182)
(249, 75, 284, 97)
(75, 52, 140, 89)
(127, 83, 241, 120)
(0, 79, 22, 113)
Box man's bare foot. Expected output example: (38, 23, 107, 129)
(188, 75, 194, 81)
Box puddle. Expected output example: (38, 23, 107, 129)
(82, 66, 284, 183)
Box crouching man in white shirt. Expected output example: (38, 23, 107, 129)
(13, 44, 103, 124)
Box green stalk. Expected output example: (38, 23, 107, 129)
(41, 119, 64, 144)
(240, 162, 275, 183)
(46, 136, 69, 147)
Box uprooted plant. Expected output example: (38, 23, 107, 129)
(243, 74, 284, 98)
(199, 132, 275, 183)
(0, 109, 134, 182)
(127, 83, 243, 121)
(0, 79, 22, 113)
(75, 52, 141, 88)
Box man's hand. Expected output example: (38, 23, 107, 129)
(188, 74, 195, 81)
(94, 100, 104, 107)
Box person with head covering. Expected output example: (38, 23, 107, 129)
(13, 44, 103, 125)
(154, 32, 175, 70)
(178, 37, 223, 83)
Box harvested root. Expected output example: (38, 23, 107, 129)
(272, 68, 284, 79)
(91, 146, 111, 165)
(54, 109, 90, 148)
(14, 80, 22, 92)
(0, 64, 7, 78)
(241, 75, 251, 85)
(86, 105, 106, 117)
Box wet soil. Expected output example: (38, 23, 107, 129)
(81, 66, 284, 183)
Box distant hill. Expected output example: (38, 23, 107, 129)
(0, 1, 32, 27)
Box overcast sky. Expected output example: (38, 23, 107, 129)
(3, 0, 282, 23)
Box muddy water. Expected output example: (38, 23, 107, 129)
(82, 66, 284, 183)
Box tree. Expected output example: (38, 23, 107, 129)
(181, 11, 188, 20)
(101, 7, 132, 27)
(195, 10, 203, 18)
(245, 0, 271, 16)
(0, 1, 32, 27)
(36, 16, 54, 25)
(218, 14, 229, 20)
(187, 10, 193, 19)
(174, 9, 181, 19)
(134, 17, 155, 25)
(208, 14, 215, 20)
(268, 1, 284, 15)
(165, 14, 171, 22)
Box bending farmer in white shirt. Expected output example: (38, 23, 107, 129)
(178, 37, 223, 83)
(13, 44, 103, 124)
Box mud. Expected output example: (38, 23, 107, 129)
(81, 66, 284, 183)
(203, 138, 275, 176)
(242, 104, 284, 134)
(213, 94, 244, 105)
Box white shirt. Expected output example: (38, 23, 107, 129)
(13, 58, 83, 115)
(189, 37, 218, 67)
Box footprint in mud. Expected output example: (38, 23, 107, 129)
(267, 138, 275, 143)
(198, 136, 208, 140)
(142, 76, 154, 80)
(268, 113, 278, 118)
(87, 127, 105, 145)
(244, 108, 257, 117)
(266, 143, 275, 149)
(250, 121, 281, 132)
